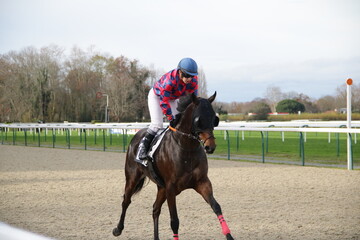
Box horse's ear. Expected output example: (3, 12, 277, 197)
(208, 91, 217, 103)
(191, 92, 199, 105)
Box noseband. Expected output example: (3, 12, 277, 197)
(202, 132, 216, 145)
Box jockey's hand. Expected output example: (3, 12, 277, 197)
(170, 114, 181, 128)
(170, 118, 177, 128)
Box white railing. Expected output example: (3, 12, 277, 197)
(1, 120, 360, 129)
(0, 222, 53, 240)
(1, 121, 359, 170)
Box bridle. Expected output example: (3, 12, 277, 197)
(168, 95, 218, 147)
(168, 126, 216, 145)
(168, 126, 199, 142)
(201, 132, 216, 145)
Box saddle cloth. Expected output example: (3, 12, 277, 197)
(148, 128, 169, 161)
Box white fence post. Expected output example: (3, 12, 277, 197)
(346, 78, 353, 170)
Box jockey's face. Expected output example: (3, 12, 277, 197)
(180, 70, 192, 84)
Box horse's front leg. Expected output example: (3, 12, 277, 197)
(153, 186, 166, 240)
(195, 178, 234, 240)
(166, 186, 180, 240)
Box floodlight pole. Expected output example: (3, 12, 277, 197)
(346, 78, 353, 170)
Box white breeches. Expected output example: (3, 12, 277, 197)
(148, 89, 179, 133)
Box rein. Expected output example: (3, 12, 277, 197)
(168, 126, 215, 145)
(168, 126, 199, 142)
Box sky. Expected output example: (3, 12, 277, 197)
(1, 0, 359, 102)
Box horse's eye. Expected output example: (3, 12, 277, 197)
(214, 116, 219, 127)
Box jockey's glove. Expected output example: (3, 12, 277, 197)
(170, 114, 182, 128)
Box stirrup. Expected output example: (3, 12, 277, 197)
(135, 130, 155, 167)
(135, 145, 149, 167)
(136, 159, 148, 167)
(135, 152, 148, 166)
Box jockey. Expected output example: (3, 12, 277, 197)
(135, 58, 199, 166)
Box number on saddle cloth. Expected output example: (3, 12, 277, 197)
(148, 128, 169, 161)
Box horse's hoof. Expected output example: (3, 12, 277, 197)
(113, 227, 121, 237)
(226, 233, 234, 240)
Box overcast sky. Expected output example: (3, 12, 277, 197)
(1, 0, 359, 102)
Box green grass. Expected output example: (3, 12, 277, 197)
(0, 129, 129, 152)
(1, 128, 359, 168)
(219, 112, 360, 121)
(213, 130, 359, 167)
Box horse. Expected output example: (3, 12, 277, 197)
(113, 92, 234, 240)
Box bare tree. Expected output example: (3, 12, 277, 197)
(352, 82, 360, 112)
(335, 84, 347, 111)
(295, 94, 319, 113)
(105, 57, 151, 122)
(316, 95, 336, 112)
(197, 67, 208, 98)
(264, 86, 284, 112)
(335, 82, 360, 113)
(228, 101, 243, 113)
(146, 64, 163, 87)
(283, 91, 301, 99)
(0, 46, 63, 122)
(63, 46, 104, 121)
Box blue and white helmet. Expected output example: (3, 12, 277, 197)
(177, 58, 198, 76)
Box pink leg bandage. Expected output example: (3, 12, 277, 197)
(173, 233, 179, 240)
(218, 215, 231, 235)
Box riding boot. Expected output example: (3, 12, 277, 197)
(135, 130, 156, 167)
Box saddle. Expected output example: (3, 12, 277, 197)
(145, 128, 169, 188)
(147, 128, 169, 161)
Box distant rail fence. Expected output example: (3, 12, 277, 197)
(1, 121, 359, 169)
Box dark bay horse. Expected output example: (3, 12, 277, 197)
(113, 92, 234, 240)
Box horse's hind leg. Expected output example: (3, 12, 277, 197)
(195, 178, 234, 240)
(113, 170, 144, 237)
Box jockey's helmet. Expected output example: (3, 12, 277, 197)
(177, 58, 198, 76)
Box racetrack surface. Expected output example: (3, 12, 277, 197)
(0, 145, 359, 240)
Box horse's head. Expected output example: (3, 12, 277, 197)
(177, 92, 219, 154)
(192, 92, 219, 153)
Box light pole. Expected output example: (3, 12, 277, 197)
(103, 94, 109, 123)
(96, 92, 109, 123)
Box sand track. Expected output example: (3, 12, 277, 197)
(0, 145, 359, 240)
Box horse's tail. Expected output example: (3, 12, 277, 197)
(148, 161, 165, 188)
(133, 176, 147, 195)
